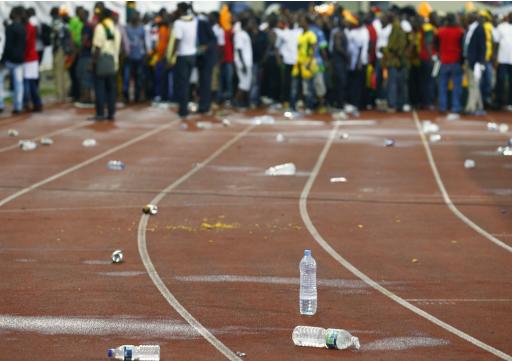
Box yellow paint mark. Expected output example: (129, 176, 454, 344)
(451, 240, 457, 244)
(357, 224, 364, 229)
(165, 225, 196, 232)
(200, 222, 239, 230)
(395, 219, 401, 223)
(412, 258, 418, 263)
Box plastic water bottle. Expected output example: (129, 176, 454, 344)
(464, 159, 475, 169)
(292, 326, 360, 350)
(107, 160, 125, 170)
(265, 162, 296, 176)
(107, 345, 160, 360)
(299, 249, 317, 315)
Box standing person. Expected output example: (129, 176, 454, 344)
(290, 15, 317, 112)
(310, 15, 328, 113)
(91, 8, 121, 121)
(217, 5, 234, 106)
(493, 12, 512, 111)
(1, 6, 26, 114)
(479, 10, 494, 108)
(233, 18, 253, 109)
(463, 11, 486, 115)
(437, 13, 464, 118)
(418, 15, 437, 109)
(261, 15, 281, 106)
(346, 14, 369, 112)
(123, 11, 145, 103)
(330, 16, 349, 112)
(23, 8, 42, 112)
(373, 11, 391, 110)
(0, 16, 6, 112)
(26, 8, 45, 64)
(51, 6, 71, 103)
(209, 11, 224, 107)
(196, 12, 217, 114)
(76, 9, 94, 106)
(248, 17, 267, 108)
(68, 7, 84, 101)
(170, 2, 197, 124)
(383, 12, 407, 113)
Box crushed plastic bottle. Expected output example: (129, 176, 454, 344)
(422, 120, 440, 133)
(142, 204, 158, 215)
(276, 133, 285, 142)
(107, 160, 125, 170)
(40, 137, 54, 145)
(111, 250, 124, 264)
(330, 177, 347, 183)
(339, 133, 349, 140)
(19, 140, 37, 151)
(498, 146, 512, 156)
(222, 119, 231, 127)
(300, 249, 317, 316)
(429, 134, 442, 143)
(82, 138, 97, 147)
(252, 115, 275, 125)
(7, 129, 19, 137)
(464, 159, 475, 168)
(292, 326, 360, 350)
(499, 123, 509, 133)
(487, 122, 498, 131)
(384, 139, 395, 147)
(265, 162, 296, 176)
(108, 344, 160, 360)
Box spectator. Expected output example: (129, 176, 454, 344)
(196, 11, 217, 114)
(23, 7, 42, 112)
(248, 17, 267, 108)
(68, 7, 85, 101)
(234, 18, 253, 109)
(91, 8, 121, 121)
(418, 15, 437, 109)
(493, 12, 512, 111)
(217, 5, 234, 106)
(209, 11, 224, 107)
(1, 6, 26, 114)
(437, 13, 464, 117)
(76, 9, 94, 105)
(0, 17, 6, 112)
(346, 13, 369, 111)
(463, 11, 486, 115)
(51, 6, 71, 103)
(123, 11, 145, 103)
(479, 10, 494, 108)
(329, 15, 349, 111)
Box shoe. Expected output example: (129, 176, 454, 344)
(32, 105, 43, 113)
(446, 113, 460, 121)
(107, 115, 115, 121)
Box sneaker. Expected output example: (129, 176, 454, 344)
(446, 113, 460, 121)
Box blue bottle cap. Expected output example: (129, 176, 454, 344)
(107, 349, 113, 357)
(304, 249, 311, 256)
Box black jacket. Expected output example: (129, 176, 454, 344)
(2, 22, 26, 64)
(464, 23, 486, 68)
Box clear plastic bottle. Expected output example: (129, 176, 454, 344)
(265, 162, 296, 176)
(107, 344, 160, 360)
(299, 249, 317, 315)
(107, 160, 125, 170)
(292, 326, 360, 350)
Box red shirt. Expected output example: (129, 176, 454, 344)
(223, 28, 234, 63)
(366, 24, 377, 65)
(24, 23, 39, 62)
(437, 26, 464, 64)
(419, 23, 437, 61)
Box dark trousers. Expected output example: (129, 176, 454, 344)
(95, 74, 116, 118)
(496, 64, 512, 107)
(419, 60, 435, 107)
(262, 56, 281, 102)
(175, 55, 196, 118)
(197, 54, 215, 113)
(387, 67, 406, 110)
(333, 60, 347, 108)
(23, 79, 42, 109)
(281, 64, 293, 103)
(348, 67, 366, 109)
(69, 57, 80, 101)
(123, 58, 143, 102)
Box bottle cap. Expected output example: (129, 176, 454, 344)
(107, 349, 113, 357)
(304, 249, 311, 256)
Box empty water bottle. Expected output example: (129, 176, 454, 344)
(265, 162, 296, 176)
(82, 138, 97, 147)
(464, 159, 475, 168)
(107, 160, 125, 170)
(292, 326, 360, 350)
(107, 345, 160, 360)
(300, 249, 317, 315)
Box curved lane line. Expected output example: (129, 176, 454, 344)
(299, 124, 512, 360)
(137, 125, 256, 361)
(0, 122, 175, 208)
(412, 110, 512, 253)
(0, 121, 89, 153)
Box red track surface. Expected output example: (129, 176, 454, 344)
(0, 106, 510, 360)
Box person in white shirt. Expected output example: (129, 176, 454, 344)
(0, 20, 5, 112)
(494, 13, 512, 110)
(210, 11, 225, 100)
(347, 17, 369, 110)
(373, 13, 391, 106)
(170, 2, 197, 121)
(234, 18, 253, 108)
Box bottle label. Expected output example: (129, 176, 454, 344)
(124, 348, 133, 361)
(325, 330, 338, 349)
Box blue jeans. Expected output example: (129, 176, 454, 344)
(420, 60, 435, 107)
(438, 63, 463, 113)
(249, 63, 261, 106)
(479, 61, 493, 104)
(123, 58, 143, 102)
(217, 62, 233, 103)
(387, 67, 406, 110)
(5, 62, 24, 111)
(95, 74, 116, 118)
(290, 76, 314, 110)
(495, 64, 512, 107)
(0, 68, 6, 109)
(175, 55, 196, 118)
(23, 79, 42, 109)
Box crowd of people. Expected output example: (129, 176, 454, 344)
(1, 2, 512, 124)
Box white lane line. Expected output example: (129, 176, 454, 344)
(299, 124, 512, 361)
(0, 122, 175, 208)
(412, 111, 512, 253)
(138, 125, 256, 361)
(0, 121, 89, 153)
(406, 299, 512, 303)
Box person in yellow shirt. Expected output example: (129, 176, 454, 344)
(290, 15, 317, 112)
(479, 9, 494, 108)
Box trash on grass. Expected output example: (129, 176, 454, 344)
(142, 204, 158, 215)
(429, 134, 442, 143)
(330, 177, 347, 183)
(464, 159, 475, 168)
(251, 115, 275, 125)
(292, 326, 360, 350)
(82, 138, 97, 147)
(111, 250, 124, 264)
(384, 139, 395, 147)
(40, 137, 54, 145)
(7, 129, 19, 137)
(265, 162, 296, 176)
(107, 160, 125, 170)
(18, 140, 37, 151)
